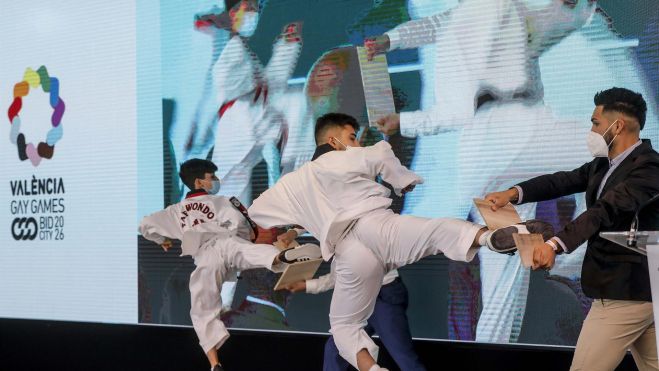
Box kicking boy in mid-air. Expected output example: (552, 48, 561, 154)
(139, 159, 320, 371)
(248, 113, 553, 371)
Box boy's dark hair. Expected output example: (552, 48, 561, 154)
(179, 159, 217, 191)
(594, 87, 647, 130)
(314, 113, 360, 145)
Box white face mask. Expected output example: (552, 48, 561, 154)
(237, 11, 259, 37)
(332, 137, 351, 150)
(587, 120, 619, 158)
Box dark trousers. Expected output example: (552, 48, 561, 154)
(323, 278, 426, 371)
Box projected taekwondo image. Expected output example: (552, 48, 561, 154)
(134, 0, 659, 348)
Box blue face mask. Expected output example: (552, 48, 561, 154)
(207, 180, 221, 195)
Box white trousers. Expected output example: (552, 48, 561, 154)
(329, 209, 481, 368)
(189, 235, 283, 353)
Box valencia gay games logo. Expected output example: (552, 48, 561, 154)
(7, 66, 65, 167)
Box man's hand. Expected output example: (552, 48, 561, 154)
(364, 35, 390, 61)
(484, 188, 519, 211)
(277, 229, 299, 247)
(532, 243, 556, 271)
(160, 238, 173, 252)
(284, 280, 306, 293)
(376, 113, 400, 136)
(280, 22, 302, 43)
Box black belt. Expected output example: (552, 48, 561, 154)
(230, 196, 259, 242)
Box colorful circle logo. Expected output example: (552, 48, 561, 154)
(7, 66, 65, 167)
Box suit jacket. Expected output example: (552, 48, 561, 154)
(517, 139, 659, 301)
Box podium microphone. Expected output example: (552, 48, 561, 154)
(628, 193, 659, 247)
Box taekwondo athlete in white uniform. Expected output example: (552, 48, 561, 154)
(248, 113, 554, 371)
(209, 0, 302, 204)
(139, 158, 321, 371)
(281, 116, 426, 370)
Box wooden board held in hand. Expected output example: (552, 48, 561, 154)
(274, 258, 323, 291)
(473, 198, 522, 230)
(356, 46, 396, 127)
(513, 233, 544, 268)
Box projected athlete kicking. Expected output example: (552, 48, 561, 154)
(195, 0, 302, 205)
(139, 159, 320, 371)
(366, 0, 597, 342)
(248, 113, 554, 371)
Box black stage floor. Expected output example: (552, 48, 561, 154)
(0, 318, 639, 371)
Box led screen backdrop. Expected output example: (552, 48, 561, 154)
(1, 0, 657, 347)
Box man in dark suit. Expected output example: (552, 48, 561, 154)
(485, 87, 659, 370)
